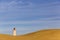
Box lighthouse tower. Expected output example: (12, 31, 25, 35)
(13, 28, 16, 36)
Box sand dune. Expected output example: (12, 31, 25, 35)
(0, 29, 60, 40)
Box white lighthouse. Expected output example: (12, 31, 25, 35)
(13, 28, 16, 36)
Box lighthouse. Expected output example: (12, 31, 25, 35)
(13, 28, 16, 36)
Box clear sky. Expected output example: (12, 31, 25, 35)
(0, 0, 60, 35)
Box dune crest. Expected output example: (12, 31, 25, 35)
(0, 29, 60, 40)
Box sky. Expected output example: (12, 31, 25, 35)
(0, 0, 60, 35)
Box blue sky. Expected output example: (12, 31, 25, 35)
(0, 0, 60, 35)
